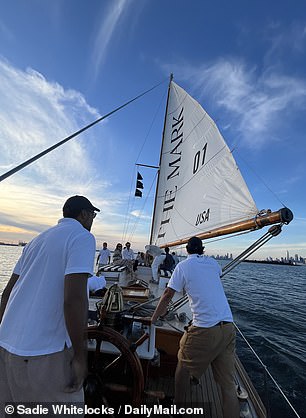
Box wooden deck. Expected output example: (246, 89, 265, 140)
(144, 359, 266, 418)
(92, 265, 267, 418)
(145, 365, 223, 417)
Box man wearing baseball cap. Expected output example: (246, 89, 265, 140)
(0, 195, 99, 412)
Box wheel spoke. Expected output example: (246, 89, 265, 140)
(100, 353, 123, 374)
(85, 326, 144, 409)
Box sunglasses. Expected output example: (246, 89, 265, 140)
(85, 210, 97, 218)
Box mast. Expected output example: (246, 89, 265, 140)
(160, 207, 293, 248)
(149, 73, 173, 244)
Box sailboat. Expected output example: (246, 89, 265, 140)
(0, 72, 294, 416)
(87, 75, 293, 417)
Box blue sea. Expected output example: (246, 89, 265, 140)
(220, 260, 306, 418)
(0, 245, 305, 418)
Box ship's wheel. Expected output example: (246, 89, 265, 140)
(84, 326, 144, 415)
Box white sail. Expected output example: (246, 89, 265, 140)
(150, 81, 258, 247)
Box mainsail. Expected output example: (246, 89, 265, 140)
(150, 80, 292, 248)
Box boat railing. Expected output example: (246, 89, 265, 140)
(234, 322, 301, 418)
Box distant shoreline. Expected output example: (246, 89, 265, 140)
(242, 259, 299, 266)
(0, 242, 26, 247)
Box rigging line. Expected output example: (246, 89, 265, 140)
(135, 88, 168, 164)
(124, 169, 143, 243)
(203, 229, 254, 244)
(122, 165, 137, 243)
(221, 230, 278, 277)
(233, 149, 287, 208)
(0, 78, 168, 184)
(162, 318, 184, 334)
(123, 85, 167, 242)
(234, 322, 301, 418)
(127, 171, 158, 244)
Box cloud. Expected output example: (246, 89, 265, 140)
(0, 20, 14, 42)
(163, 59, 306, 149)
(0, 59, 100, 171)
(130, 210, 151, 220)
(0, 54, 149, 247)
(91, 0, 133, 80)
(263, 21, 306, 62)
(0, 58, 111, 241)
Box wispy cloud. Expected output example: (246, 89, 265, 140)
(0, 58, 151, 249)
(263, 21, 306, 63)
(130, 210, 151, 220)
(91, 0, 133, 80)
(0, 20, 14, 42)
(0, 58, 111, 241)
(163, 58, 306, 149)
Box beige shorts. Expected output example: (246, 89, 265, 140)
(0, 346, 83, 416)
(177, 322, 236, 389)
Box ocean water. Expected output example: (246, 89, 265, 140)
(0, 245, 23, 293)
(221, 260, 306, 418)
(0, 246, 305, 417)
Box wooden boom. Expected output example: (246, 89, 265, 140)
(160, 207, 293, 248)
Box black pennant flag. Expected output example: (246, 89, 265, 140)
(135, 171, 143, 197)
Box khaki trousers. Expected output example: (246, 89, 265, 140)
(0, 347, 83, 417)
(177, 322, 236, 388)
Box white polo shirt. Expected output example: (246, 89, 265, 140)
(0, 218, 96, 356)
(122, 248, 135, 260)
(87, 275, 106, 297)
(168, 254, 233, 327)
(98, 248, 111, 265)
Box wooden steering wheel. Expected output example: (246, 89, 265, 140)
(84, 325, 145, 413)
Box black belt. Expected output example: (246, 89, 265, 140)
(184, 321, 232, 331)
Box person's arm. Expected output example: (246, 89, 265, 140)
(0, 273, 19, 323)
(151, 287, 176, 324)
(64, 273, 89, 392)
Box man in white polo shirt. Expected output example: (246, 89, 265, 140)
(0, 195, 99, 413)
(151, 237, 239, 418)
(122, 241, 138, 273)
(96, 242, 111, 270)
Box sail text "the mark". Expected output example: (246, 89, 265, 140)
(157, 188, 177, 238)
(167, 108, 183, 180)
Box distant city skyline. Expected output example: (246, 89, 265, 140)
(1, 238, 305, 262)
(209, 249, 305, 263)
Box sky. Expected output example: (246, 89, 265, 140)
(0, 0, 305, 259)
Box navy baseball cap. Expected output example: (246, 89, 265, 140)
(63, 195, 100, 217)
